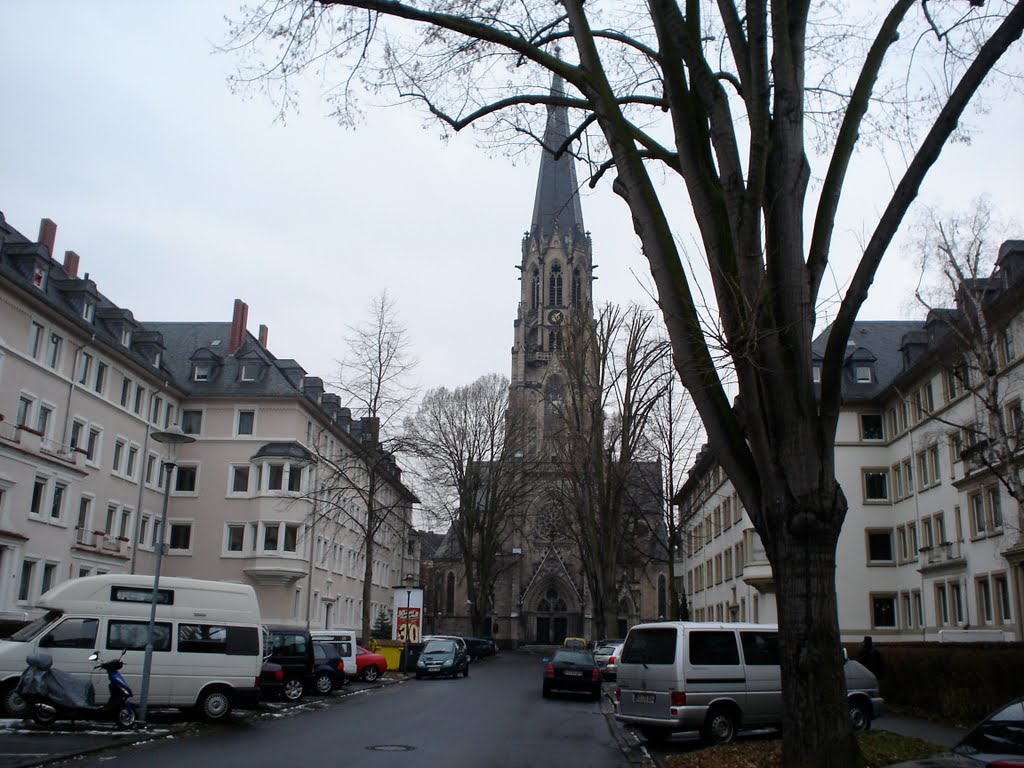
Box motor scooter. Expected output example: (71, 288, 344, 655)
(16, 650, 136, 727)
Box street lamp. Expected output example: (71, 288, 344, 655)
(402, 574, 416, 674)
(137, 424, 195, 726)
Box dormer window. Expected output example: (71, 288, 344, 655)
(32, 266, 47, 290)
(855, 366, 873, 383)
(121, 327, 132, 347)
(194, 363, 212, 382)
(240, 362, 264, 382)
(83, 300, 96, 323)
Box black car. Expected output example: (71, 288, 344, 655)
(263, 626, 315, 701)
(542, 649, 602, 700)
(313, 642, 347, 695)
(462, 637, 496, 661)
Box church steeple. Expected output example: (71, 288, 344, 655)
(529, 73, 586, 248)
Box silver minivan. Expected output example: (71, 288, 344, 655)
(614, 621, 883, 744)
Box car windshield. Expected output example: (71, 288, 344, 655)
(423, 640, 455, 655)
(8, 611, 61, 642)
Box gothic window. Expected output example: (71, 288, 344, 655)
(538, 587, 567, 612)
(445, 572, 455, 615)
(531, 268, 540, 309)
(548, 263, 563, 306)
(537, 507, 563, 541)
(548, 330, 562, 352)
(543, 375, 564, 439)
(572, 267, 583, 307)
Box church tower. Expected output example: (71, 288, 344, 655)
(510, 72, 594, 456)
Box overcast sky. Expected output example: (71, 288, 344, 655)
(3, 2, 1023, 407)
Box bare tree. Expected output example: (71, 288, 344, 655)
(911, 201, 1024, 547)
(547, 303, 668, 639)
(334, 291, 418, 641)
(404, 373, 539, 635)
(226, 3, 1024, 763)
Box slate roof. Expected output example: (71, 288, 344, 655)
(812, 320, 923, 401)
(528, 73, 586, 248)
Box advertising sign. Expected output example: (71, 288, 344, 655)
(392, 587, 423, 642)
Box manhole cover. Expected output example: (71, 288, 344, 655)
(367, 745, 415, 752)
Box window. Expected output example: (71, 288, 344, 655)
(571, 267, 583, 307)
(287, 465, 302, 492)
(17, 395, 33, 427)
(18, 560, 35, 601)
(860, 414, 884, 440)
(93, 362, 107, 394)
(50, 482, 66, 521)
(181, 410, 203, 435)
(174, 465, 198, 493)
(995, 575, 1012, 623)
(863, 470, 889, 501)
(134, 385, 145, 415)
(138, 515, 150, 546)
(36, 404, 52, 437)
(112, 439, 125, 473)
(237, 410, 255, 435)
(29, 322, 45, 358)
(193, 363, 212, 382)
(150, 395, 162, 425)
(268, 464, 284, 491)
(145, 454, 157, 485)
(978, 578, 994, 624)
(77, 352, 93, 385)
(548, 263, 563, 306)
(40, 618, 98, 649)
(263, 524, 279, 551)
(47, 332, 63, 369)
(125, 446, 138, 478)
(1001, 327, 1016, 364)
(41, 563, 56, 594)
(30, 476, 47, 515)
(240, 363, 259, 382)
(688, 631, 740, 665)
(230, 465, 250, 493)
(946, 367, 961, 401)
(120, 376, 131, 407)
(283, 524, 300, 552)
(855, 365, 872, 383)
(178, 624, 258, 655)
(168, 522, 192, 551)
(121, 326, 132, 347)
(76, 496, 92, 543)
(108, 620, 171, 652)
(988, 487, 1003, 530)
(871, 595, 897, 628)
(951, 583, 964, 624)
(226, 524, 245, 552)
(530, 269, 540, 309)
(936, 584, 949, 625)
(866, 530, 894, 563)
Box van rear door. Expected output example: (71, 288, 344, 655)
(738, 629, 781, 726)
(617, 626, 679, 720)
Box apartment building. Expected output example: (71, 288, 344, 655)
(0, 212, 418, 633)
(677, 240, 1024, 642)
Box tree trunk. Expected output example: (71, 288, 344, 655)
(766, 494, 862, 768)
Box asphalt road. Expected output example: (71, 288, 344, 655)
(13, 650, 637, 768)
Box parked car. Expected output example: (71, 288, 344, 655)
(562, 637, 588, 651)
(313, 642, 347, 694)
(543, 649, 602, 700)
(263, 626, 315, 701)
(310, 630, 359, 681)
(887, 697, 1024, 767)
(423, 635, 470, 660)
(462, 637, 496, 661)
(260, 661, 286, 700)
(415, 638, 469, 679)
(594, 642, 624, 681)
(355, 646, 388, 682)
(591, 638, 625, 653)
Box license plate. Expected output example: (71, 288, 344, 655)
(564, 670, 583, 677)
(633, 693, 656, 704)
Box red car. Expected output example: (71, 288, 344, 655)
(356, 646, 388, 682)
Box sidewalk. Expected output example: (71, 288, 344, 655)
(873, 713, 967, 749)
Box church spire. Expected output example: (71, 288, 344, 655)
(529, 72, 585, 246)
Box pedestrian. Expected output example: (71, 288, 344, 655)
(856, 635, 885, 678)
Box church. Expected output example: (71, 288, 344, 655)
(426, 75, 671, 646)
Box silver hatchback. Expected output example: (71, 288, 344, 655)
(594, 643, 624, 680)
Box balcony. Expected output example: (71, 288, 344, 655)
(740, 561, 775, 592)
(0, 424, 83, 470)
(919, 541, 966, 575)
(526, 350, 552, 366)
(243, 557, 308, 586)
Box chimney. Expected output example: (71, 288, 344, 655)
(63, 250, 80, 278)
(258, 324, 269, 347)
(229, 299, 247, 354)
(38, 219, 57, 256)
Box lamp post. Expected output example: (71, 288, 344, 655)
(138, 424, 195, 726)
(402, 574, 415, 674)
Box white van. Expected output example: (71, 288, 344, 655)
(614, 621, 883, 744)
(310, 630, 358, 680)
(0, 575, 263, 721)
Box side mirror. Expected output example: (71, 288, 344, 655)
(841, 647, 849, 662)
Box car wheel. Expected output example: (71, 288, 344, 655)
(282, 678, 305, 701)
(638, 726, 671, 744)
(2, 684, 28, 718)
(849, 699, 872, 731)
(32, 703, 57, 725)
(362, 666, 380, 683)
(701, 705, 738, 745)
(315, 673, 334, 695)
(197, 688, 232, 722)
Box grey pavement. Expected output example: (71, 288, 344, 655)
(873, 714, 967, 749)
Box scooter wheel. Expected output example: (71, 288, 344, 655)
(32, 704, 57, 725)
(117, 704, 136, 728)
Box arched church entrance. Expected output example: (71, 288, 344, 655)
(535, 586, 570, 644)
